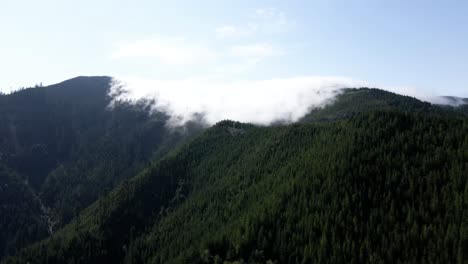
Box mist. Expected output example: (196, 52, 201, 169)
(109, 76, 467, 126)
(109, 76, 371, 126)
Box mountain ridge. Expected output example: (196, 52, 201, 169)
(0, 76, 203, 257)
(1, 77, 467, 263)
(6, 110, 467, 263)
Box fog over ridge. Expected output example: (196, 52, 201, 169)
(109, 76, 466, 126)
(109, 76, 370, 126)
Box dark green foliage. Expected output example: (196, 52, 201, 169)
(2, 82, 467, 263)
(301, 88, 467, 122)
(6, 111, 467, 264)
(0, 77, 203, 257)
(0, 77, 113, 188)
(0, 164, 48, 257)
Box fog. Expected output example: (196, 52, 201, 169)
(110, 76, 370, 126)
(110, 76, 466, 126)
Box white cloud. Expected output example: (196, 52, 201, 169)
(381, 85, 467, 106)
(210, 58, 263, 75)
(254, 8, 287, 23)
(111, 38, 217, 65)
(110, 75, 368, 126)
(230, 43, 282, 58)
(215, 7, 294, 39)
(215, 25, 247, 38)
(109, 74, 467, 127)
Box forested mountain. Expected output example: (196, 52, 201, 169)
(0, 165, 48, 256)
(0, 77, 203, 257)
(301, 88, 468, 122)
(1, 79, 467, 263)
(4, 111, 468, 262)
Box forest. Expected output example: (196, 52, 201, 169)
(0, 77, 203, 258)
(0, 78, 467, 263)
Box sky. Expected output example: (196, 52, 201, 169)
(1, 0, 468, 123)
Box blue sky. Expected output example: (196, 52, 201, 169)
(1, 0, 467, 97)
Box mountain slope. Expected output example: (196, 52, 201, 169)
(0, 77, 203, 257)
(0, 76, 112, 188)
(6, 110, 467, 264)
(0, 164, 48, 257)
(301, 88, 467, 122)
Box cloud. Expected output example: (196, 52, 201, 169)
(109, 74, 467, 128)
(110, 75, 368, 126)
(378, 85, 468, 106)
(215, 25, 247, 38)
(230, 43, 282, 59)
(427, 96, 467, 106)
(215, 7, 294, 38)
(253, 7, 289, 25)
(111, 38, 217, 65)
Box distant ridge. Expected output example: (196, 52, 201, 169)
(301, 88, 468, 122)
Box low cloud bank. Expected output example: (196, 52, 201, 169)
(110, 76, 368, 126)
(109, 76, 466, 126)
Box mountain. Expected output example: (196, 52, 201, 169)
(438, 96, 468, 107)
(0, 165, 48, 256)
(301, 88, 467, 122)
(2, 79, 467, 263)
(3, 83, 467, 263)
(0, 77, 203, 257)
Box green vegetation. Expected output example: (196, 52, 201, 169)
(1, 80, 467, 263)
(0, 77, 203, 257)
(0, 165, 48, 257)
(301, 88, 466, 122)
(5, 110, 468, 263)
